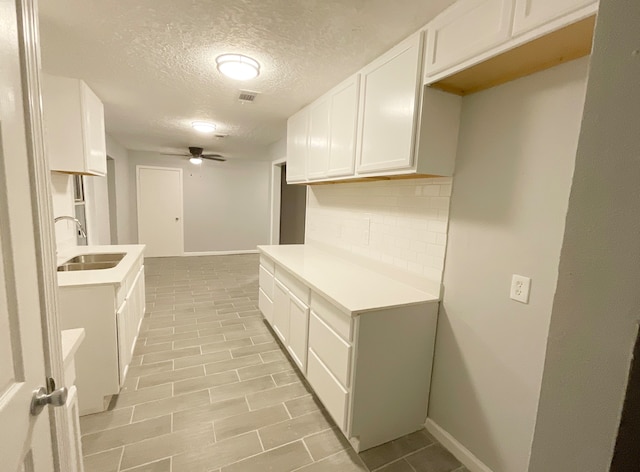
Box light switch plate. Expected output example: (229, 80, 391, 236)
(510, 274, 531, 304)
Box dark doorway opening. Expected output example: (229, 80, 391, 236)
(279, 164, 306, 244)
(611, 324, 640, 471)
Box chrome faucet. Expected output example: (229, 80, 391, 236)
(54, 216, 87, 238)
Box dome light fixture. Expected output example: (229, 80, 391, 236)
(191, 121, 216, 133)
(189, 157, 203, 165)
(216, 54, 260, 81)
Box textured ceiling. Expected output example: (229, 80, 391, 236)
(38, 0, 456, 160)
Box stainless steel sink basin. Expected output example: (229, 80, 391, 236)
(65, 253, 126, 264)
(57, 261, 120, 272)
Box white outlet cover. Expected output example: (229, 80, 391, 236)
(510, 274, 531, 304)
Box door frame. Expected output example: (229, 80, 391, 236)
(136, 165, 184, 256)
(16, 0, 71, 469)
(270, 158, 286, 244)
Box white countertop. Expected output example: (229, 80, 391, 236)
(258, 245, 439, 314)
(57, 244, 145, 288)
(61, 328, 85, 367)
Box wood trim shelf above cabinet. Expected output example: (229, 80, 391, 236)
(430, 14, 595, 96)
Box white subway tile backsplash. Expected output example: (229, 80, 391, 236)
(306, 178, 453, 288)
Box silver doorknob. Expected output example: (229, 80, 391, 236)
(30, 386, 68, 416)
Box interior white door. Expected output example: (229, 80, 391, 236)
(0, 0, 56, 469)
(137, 166, 183, 257)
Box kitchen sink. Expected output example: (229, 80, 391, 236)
(64, 253, 126, 264)
(57, 261, 120, 272)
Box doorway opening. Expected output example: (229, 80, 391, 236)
(611, 324, 640, 470)
(278, 164, 306, 244)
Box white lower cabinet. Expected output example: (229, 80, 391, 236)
(273, 278, 290, 344)
(116, 266, 145, 387)
(307, 349, 349, 430)
(258, 252, 439, 452)
(58, 248, 146, 415)
(287, 292, 310, 372)
(65, 386, 85, 472)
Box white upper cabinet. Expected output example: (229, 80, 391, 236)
(424, 0, 515, 78)
(42, 74, 107, 176)
(512, 0, 596, 36)
(327, 75, 360, 177)
(306, 97, 331, 180)
(286, 108, 309, 183)
(357, 33, 424, 174)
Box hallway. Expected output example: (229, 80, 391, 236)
(79, 254, 466, 472)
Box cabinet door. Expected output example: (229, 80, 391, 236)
(306, 97, 331, 180)
(357, 33, 424, 174)
(116, 298, 130, 386)
(328, 75, 360, 177)
(259, 288, 274, 325)
(273, 279, 290, 343)
(286, 108, 309, 183)
(287, 292, 310, 373)
(424, 0, 514, 77)
(80, 82, 107, 175)
(512, 0, 595, 35)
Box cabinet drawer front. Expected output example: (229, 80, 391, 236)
(287, 293, 310, 373)
(259, 288, 274, 325)
(425, 0, 514, 77)
(275, 266, 310, 304)
(307, 349, 349, 431)
(309, 312, 351, 388)
(260, 255, 275, 274)
(259, 265, 275, 299)
(310, 292, 352, 342)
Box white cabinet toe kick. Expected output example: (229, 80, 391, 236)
(257, 245, 439, 452)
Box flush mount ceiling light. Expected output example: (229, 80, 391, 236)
(191, 121, 216, 133)
(216, 54, 260, 81)
(189, 157, 203, 165)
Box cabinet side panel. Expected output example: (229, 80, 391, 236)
(58, 285, 119, 415)
(41, 75, 84, 172)
(350, 303, 438, 450)
(416, 88, 462, 176)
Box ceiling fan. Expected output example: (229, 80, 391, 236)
(162, 146, 226, 164)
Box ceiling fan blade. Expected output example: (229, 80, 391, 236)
(160, 153, 189, 157)
(202, 155, 226, 162)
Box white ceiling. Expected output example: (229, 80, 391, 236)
(38, 0, 456, 160)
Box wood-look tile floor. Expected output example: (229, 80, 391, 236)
(80, 254, 467, 472)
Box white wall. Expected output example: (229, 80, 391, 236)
(268, 137, 286, 161)
(84, 174, 110, 245)
(128, 151, 271, 253)
(427, 58, 589, 472)
(306, 178, 452, 294)
(50, 172, 76, 251)
(529, 1, 640, 469)
(106, 135, 134, 244)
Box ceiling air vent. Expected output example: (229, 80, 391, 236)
(238, 90, 258, 103)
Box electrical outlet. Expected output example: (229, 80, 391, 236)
(510, 275, 531, 304)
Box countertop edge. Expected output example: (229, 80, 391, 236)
(257, 245, 439, 316)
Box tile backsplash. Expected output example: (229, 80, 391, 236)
(305, 177, 452, 293)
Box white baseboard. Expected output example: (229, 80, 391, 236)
(425, 419, 494, 472)
(182, 250, 259, 257)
